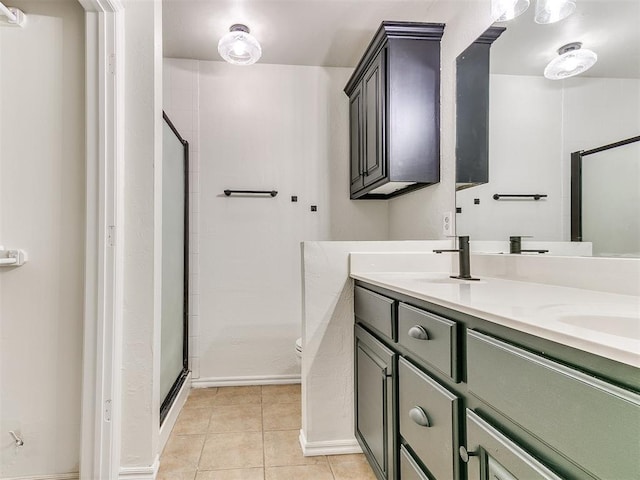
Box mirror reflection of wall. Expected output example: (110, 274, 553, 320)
(455, 0, 640, 257)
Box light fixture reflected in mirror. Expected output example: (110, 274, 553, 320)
(218, 24, 262, 66)
(535, 0, 576, 24)
(544, 42, 597, 80)
(492, 0, 530, 22)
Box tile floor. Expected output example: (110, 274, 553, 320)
(159, 385, 377, 480)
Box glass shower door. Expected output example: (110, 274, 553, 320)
(160, 112, 189, 423)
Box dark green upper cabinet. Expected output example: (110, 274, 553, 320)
(345, 22, 445, 200)
(455, 27, 505, 190)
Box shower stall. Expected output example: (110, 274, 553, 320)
(160, 112, 190, 423)
(571, 135, 640, 257)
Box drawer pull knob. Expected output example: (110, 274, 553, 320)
(409, 406, 430, 427)
(408, 325, 429, 340)
(459, 446, 478, 463)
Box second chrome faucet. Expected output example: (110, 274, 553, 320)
(433, 236, 480, 281)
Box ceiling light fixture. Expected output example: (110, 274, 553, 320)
(535, 0, 576, 24)
(544, 42, 597, 80)
(218, 24, 262, 66)
(492, 0, 530, 22)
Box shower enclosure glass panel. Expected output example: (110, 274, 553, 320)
(160, 113, 189, 423)
(573, 137, 640, 257)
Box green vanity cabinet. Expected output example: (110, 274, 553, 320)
(355, 324, 397, 480)
(466, 330, 640, 480)
(353, 281, 640, 480)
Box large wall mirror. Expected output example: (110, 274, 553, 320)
(455, 0, 640, 257)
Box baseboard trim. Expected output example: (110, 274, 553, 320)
(192, 374, 301, 388)
(159, 372, 192, 453)
(118, 455, 159, 480)
(2, 474, 79, 480)
(299, 429, 362, 457)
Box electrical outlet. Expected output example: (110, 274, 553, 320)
(442, 211, 454, 236)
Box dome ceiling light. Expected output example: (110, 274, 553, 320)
(218, 24, 262, 66)
(492, 0, 531, 22)
(535, 0, 576, 24)
(544, 42, 598, 80)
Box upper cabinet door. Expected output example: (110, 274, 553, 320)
(343, 22, 444, 200)
(349, 84, 364, 195)
(363, 50, 386, 187)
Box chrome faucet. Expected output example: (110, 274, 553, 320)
(509, 236, 549, 254)
(433, 236, 480, 281)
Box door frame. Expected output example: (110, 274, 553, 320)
(78, 0, 125, 478)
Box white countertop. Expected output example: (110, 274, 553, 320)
(351, 271, 640, 368)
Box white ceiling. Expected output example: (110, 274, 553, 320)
(163, 0, 441, 67)
(163, 0, 640, 78)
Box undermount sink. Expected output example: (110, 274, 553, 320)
(559, 315, 640, 339)
(539, 303, 640, 339)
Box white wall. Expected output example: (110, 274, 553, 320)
(0, 0, 85, 477)
(120, 0, 163, 471)
(196, 61, 390, 383)
(457, 75, 640, 243)
(163, 60, 390, 385)
(457, 75, 564, 240)
(388, 0, 494, 239)
(301, 241, 452, 453)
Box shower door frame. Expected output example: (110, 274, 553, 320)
(570, 135, 640, 242)
(160, 111, 190, 425)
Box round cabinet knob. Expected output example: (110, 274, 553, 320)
(459, 446, 478, 463)
(408, 325, 429, 340)
(409, 406, 430, 427)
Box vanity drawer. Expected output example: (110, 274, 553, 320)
(399, 357, 459, 480)
(397, 303, 458, 381)
(467, 330, 640, 480)
(354, 286, 395, 340)
(399, 445, 429, 480)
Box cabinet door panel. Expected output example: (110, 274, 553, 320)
(465, 409, 563, 480)
(350, 85, 364, 194)
(363, 50, 386, 187)
(355, 325, 395, 480)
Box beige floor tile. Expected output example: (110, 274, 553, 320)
(264, 430, 327, 467)
(157, 469, 196, 480)
(329, 457, 377, 480)
(262, 384, 301, 404)
(172, 408, 212, 435)
(326, 453, 368, 466)
(208, 403, 262, 433)
(212, 386, 262, 405)
(263, 402, 301, 431)
(184, 388, 219, 409)
(159, 434, 204, 474)
(265, 464, 334, 480)
(199, 431, 264, 470)
(196, 468, 265, 480)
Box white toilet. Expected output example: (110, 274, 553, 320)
(295, 337, 303, 366)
